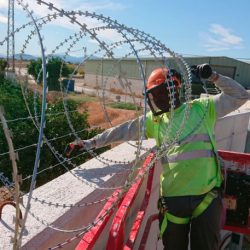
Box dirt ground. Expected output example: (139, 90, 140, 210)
(21, 81, 139, 129)
(78, 101, 138, 129)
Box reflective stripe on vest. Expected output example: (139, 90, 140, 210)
(180, 133, 210, 145)
(146, 99, 221, 196)
(162, 149, 215, 163)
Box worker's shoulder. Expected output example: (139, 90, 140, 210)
(191, 96, 214, 107)
(146, 110, 153, 119)
(145, 111, 163, 125)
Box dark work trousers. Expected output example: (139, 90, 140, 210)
(159, 189, 223, 250)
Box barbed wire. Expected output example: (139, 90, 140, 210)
(0, 108, 79, 124)
(0, 0, 202, 248)
(21, 153, 154, 237)
(0, 127, 95, 157)
(1, 148, 133, 212)
(0, 107, 22, 248)
(0, 172, 12, 187)
(14, 4, 151, 200)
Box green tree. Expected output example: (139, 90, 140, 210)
(0, 58, 7, 81)
(0, 78, 107, 192)
(27, 59, 41, 82)
(27, 57, 74, 91)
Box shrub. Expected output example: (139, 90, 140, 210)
(0, 78, 107, 192)
(108, 102, 141, 111)
(27, 57, 74, 91)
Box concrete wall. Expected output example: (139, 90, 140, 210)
(216, 110, 250, 152)
(244, 121, 250, 153)
(0, 140, 155, 250)
(84, 73, 145, 96)
(1, 104, 249, 249)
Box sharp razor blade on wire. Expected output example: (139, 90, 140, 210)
(0, 0, 197, 248)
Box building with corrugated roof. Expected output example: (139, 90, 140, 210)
(84, 57, 250, 95)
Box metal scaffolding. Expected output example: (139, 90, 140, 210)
(7, 0, 15, 72)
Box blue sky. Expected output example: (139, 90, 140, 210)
(0, 0, 249, 60)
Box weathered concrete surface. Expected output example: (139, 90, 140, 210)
(215, 101, 250, 152)
(0, 140, 155, 250)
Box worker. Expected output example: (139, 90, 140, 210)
(66, 64, 248, 250)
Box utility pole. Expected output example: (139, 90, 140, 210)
(7, 0, 15, 73)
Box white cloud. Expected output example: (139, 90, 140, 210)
(0, 0, 8, 9)
(209, 24, 242, 45)
(97, 29, 123, 42)
(1, 1, 128, 55)
(88, 39, 99, 45)
(16, 0, 64, 17)
(76, 1, 126, 12)
(200, 24, 243, 52)
(16, 0, 126, 18)
(0, 15, 7, 23)
(14, 0, 127, 42)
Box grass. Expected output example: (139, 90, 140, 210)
(110, 87, 143, 99)
(66, 93, 142, 111)
(66, 93, 98, 103)
(108, 102, 142, 110)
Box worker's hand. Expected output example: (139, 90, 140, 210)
(65, 140, 85, 158)
(191, 64, 213, 79)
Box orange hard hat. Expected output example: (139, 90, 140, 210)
(146, 67, 181, 90)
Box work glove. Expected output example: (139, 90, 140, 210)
(190, 64, 213, 79)
(65, 140, 85, 158)
(65, 139, 96, 157)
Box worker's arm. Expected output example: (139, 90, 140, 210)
(65, 116, 144, 156)
(211, 73, 249, 118)
(191, 64, 249, 118)
(88, 116, 144, 149)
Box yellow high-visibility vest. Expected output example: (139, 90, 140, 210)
(146, 97, 222, 197)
